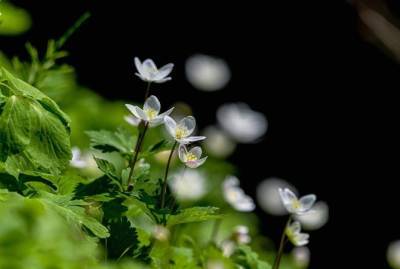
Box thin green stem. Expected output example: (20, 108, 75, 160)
(117, 244, 134, 261)
(273, 216, 292, 269)
(144, 82, 152, 101)
(56, 12, 91, 49)
(210, 219, 222, 244)
(160, 141, 178, 210)
(126, 122, 149, 190)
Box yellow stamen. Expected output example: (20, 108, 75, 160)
(175, 126, 188, 140)
(145, 108, 158, 120)
(186, 152, 198, 161)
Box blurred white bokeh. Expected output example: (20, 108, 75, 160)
(291, 247, 310, 268)
(170, 169, 207, 201)
(295, 201, 329, 230)
(202, 126, 236, 158)
(185, 54, 231, 91)
(256, 178, 298, 216)
(388, 240, 400, 269)
(217, 103, 267, 143)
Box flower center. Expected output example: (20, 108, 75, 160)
(292, 200, 301, 210)
(186, 152, 198, 162)
(145, 108, 158, 120)
(175, 126, 189, 139)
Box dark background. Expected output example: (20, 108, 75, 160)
(1, 0, 396, 267)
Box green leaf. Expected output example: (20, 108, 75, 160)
(0, 67, 71, 176)
(167, 207, 222, 227)
(232, 245, 271, 269)
(93, 157, 123, 191)
(39, 192, 110, 238)
(86, 128, 136, 155)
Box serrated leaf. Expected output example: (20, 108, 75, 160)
(232, 245, 271, 269)
(86, 128, 136, 155)
(39, 192, 110, 238)
(93, 157, 123, 191)
(0, 67, 71, 176)
(167, 207, 222, 227)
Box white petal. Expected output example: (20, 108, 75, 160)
(124, 115, 140, 126)
(179, 116, 196, 136)
(293, 233, 310, 247)
(164, 116, 177, 137)
(153, 77, 171, 83)
(135, 72, 147, 81)
(154, 63, 174, 80)
(299, 194, 317, 213)
(144, 95, 161, 114)
(134, 57, 143, 75)
(178, 144, 188, 162)
(186, 156, 207, 168)
(234, 196, 255, 212)
(142, 59, 157, 77)
(189, 146, 202, 159)
(290, 221, 302, 234)
(125, 104, 146, 120)
(157, 107, 174, 119)
(178, 136, 206, 144)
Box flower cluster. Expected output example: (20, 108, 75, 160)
(278, 188, 316, 247)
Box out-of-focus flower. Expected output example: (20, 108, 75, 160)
(278, 188, 316, 215)
(202, 126, 236, 158)
(134, 57, 174, 83)
(221, 240, 236, 257)
(170, 169, 207, 201)
(207, 260, 225, 269)
(125, 95, 174, 127)
(285, 221, 309, 247)
(388, 240, 400, 269)
(185, 54, 231, 91)
(178, 144, 207, 168)
(164, 115, 206, 144)
(217, 103, 267, 143)
(70, 147, 96, 169)
(233, 225, 251, 244)
(256, 178, 298, 216)
(154, 150, 173, 164)
(153, 225, 170, 241)
(223, 176, 255, 212)
(291, 247, 310, 268)
(295, 201, 329, 230)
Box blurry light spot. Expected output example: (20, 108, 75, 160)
(202, 126, 236, 158)
(388, 240, 400, 269)
(170, 169, 207, 201)
(217, 103, 267, 143)
(185, 54, 231, 91)
(291, 247, 310, 268)
(295, 201, 329, 231)
(256, 178, 297, 216)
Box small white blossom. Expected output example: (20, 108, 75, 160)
(217, 103, 267, 143)
(134, 57, 174, 83)
(164, 115, 206, 144)
(285, 221, 310, 247)
(178, 144, 208, 168)
(185, 54, 231, 91)
(233, 225, 251, 244)
(223, 176, 255, 212)
(278, 188, 316, 215)
(125, 95, 173, 127)
(70, 147, 96, 169)
(170, 169, 207, 201)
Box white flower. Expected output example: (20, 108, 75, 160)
(278, 188, 316, 215)
(164, 115, 206, 144)
(134, 57, 174, 83)
(202, 126, 236, 158)
(185, 54, 231, 91)
(388, 240, 400, 269)
(170, 169, 207, 201)
(125, 95, 173, 127)
(178, 144, 208, 168)
(285, 221, 310, 247)
(291, 247, 310, 268)
(233, 225, 251, 244)
(295, 201, 329, 230)
(223, 176, 255, 212)
(70, 147, 96, 169)
(217, 103, 267, 143)
(221, 240, 236, 257)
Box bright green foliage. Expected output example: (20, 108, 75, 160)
(0, 1, 32, 36)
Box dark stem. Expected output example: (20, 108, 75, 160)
(126, 122, 149, 190)
(144, 82, 152, 101)
(273, 216, 292, 269)
(160, 141, 178, 210)
(56, 12, 91, 49)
